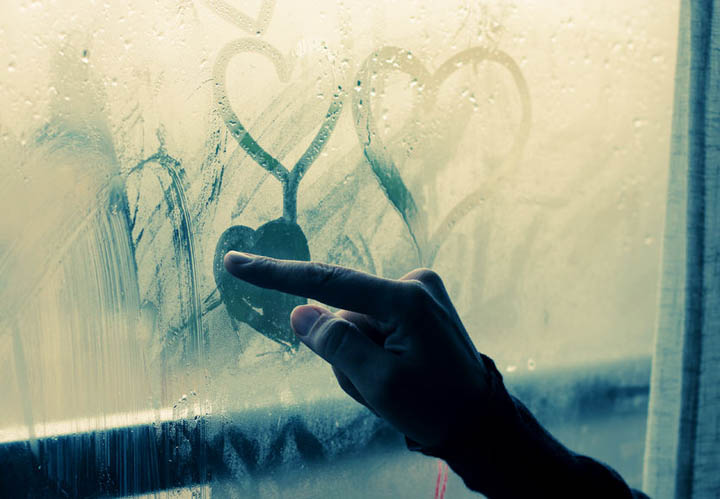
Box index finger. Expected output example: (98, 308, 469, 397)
(224, 251, 408, 317)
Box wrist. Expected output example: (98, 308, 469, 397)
(406, 354, 585, 498)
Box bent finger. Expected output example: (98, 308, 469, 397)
(290, 305, 396, 389)
(332, 365, 378, 415)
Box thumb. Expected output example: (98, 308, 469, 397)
(291, 305, 393, 385)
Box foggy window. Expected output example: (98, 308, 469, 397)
(0, 0, 678, 496)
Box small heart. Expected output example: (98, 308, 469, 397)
(353, 46, 531, 265)
(214, 218, 311, 350)
(213, 37, 343, 220)
(205, 0, 276, 36)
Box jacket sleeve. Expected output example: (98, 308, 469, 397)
(406, 354, 650, 498)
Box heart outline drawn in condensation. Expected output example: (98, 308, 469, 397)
(213, 218, 310, 351)
(204, 0, 276, 36)
(213, 37, 344, 221)
(212, 36, 343, 349)
(352, 46, 531, 266)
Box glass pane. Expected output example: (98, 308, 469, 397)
(1, 0, 678, 496)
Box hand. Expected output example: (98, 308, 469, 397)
(223, 252, 499, 448)
(222, 253, 640, 499)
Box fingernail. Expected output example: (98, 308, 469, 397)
(291, 306, 321, 337)
(225, 251, 253, 268)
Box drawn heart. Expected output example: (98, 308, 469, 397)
(213, 37, 343, 220)
(213, 218, 310, 350)
(204, 0, 276, 36)
(352, 46, 531, 265)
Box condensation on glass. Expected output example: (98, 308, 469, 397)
(0, 0, 678, 497)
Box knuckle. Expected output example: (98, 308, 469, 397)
(411, 268, 443, 287)
(318, 318, 351, 361)
(254, 254, 276, 273)
(308, 261, 344, 286)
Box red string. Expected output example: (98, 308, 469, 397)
(434, 459, 449, 499)
(440, 461, 448, 499)
(434, 460, 442, 498)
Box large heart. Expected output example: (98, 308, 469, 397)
(204, 0, 276, 36)
(352, 46, 531, 265)
(213, 37, 343, 220)
(213, 218, 310, 350)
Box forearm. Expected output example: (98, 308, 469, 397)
(408, 355, 648, 498)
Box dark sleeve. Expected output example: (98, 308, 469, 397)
(406, 355, 650, 499)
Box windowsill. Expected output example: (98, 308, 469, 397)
(0, 356, 650, 497)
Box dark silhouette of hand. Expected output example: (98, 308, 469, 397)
(223, 252, 646, 499)
(223, 252, 496, 448)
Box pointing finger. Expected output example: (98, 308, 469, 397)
(224, 252, 410, 318)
